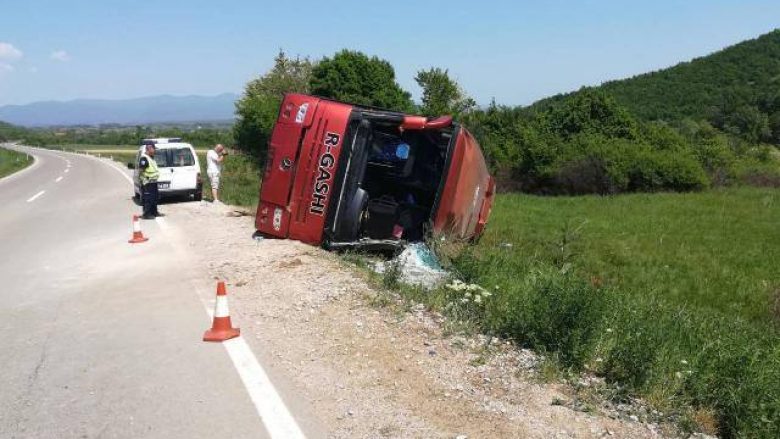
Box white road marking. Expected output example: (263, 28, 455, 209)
(55, 176, 63, 183)
(199, 295, 306, 439)
(57, 147, 304, 438)
(222, 337, 306, 439)
(26, 190, 45, 202)
(64, 169, 69, 173)
(93, 156, 134, 185)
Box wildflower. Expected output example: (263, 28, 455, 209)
(680, 360, 688, 365)
(447, 280, 467, 292)
(460, 297, 469, 304)
(606, 328, 613, 333)
(474, 295, 482, 304)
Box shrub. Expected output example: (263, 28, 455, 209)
(498, 266, 606, 368)
(462, 90, 780, 195)
(625, 148, 710, 192)
(452, 252, 780, 437)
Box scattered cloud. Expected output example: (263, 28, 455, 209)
(50, 50, 70, 62)
(0, 63, 14, 72)
(29, 66, 39, 73)
(0, 42, 23, 61)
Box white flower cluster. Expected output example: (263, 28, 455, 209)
(674, 359, 693, 379)
(446, 279, 492, 304)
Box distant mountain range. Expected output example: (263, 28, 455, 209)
(0, 93, 239, 127)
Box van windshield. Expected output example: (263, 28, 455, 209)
(155, 147, 195, 167)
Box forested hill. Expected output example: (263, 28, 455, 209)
(533, 29, 780, 144)
(601, 29, 780, 121)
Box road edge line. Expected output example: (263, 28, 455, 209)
(154, 217, 307, 439)
(196, 290, 307, 439)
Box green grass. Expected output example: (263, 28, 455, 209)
(0, 146, 33, 178)
(199, 152, 261, 207)
(438, 187, 779, 438)
(482, 188, 779, 324)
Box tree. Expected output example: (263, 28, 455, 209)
(545, 89, 639, 140)
(233, 50, 313, 159)
(309, 50, 413, 112)
(414, 67, 476, 117)
(723, 105, 771, 144)
(770, 111, 780, 145)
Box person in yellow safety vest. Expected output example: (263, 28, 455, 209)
(138, 144, 163, 219)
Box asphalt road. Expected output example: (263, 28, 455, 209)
(0, 145, 309, 438)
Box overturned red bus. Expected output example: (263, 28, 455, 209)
(254, 93, 495, 250)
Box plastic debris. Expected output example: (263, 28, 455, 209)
(373, 242, 448, 289)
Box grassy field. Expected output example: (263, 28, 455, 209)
(435, 187, 779, 437)
(482, 188, 779, 324)
(0, 147, 33, 178)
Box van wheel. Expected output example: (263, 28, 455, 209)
(193, 190, 202, 202)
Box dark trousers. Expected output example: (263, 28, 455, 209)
(142, 182, 159, 217)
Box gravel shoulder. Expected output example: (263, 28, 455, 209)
(163, 200, 670, 439)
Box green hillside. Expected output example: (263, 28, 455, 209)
(460, 30, 780, 194)
(536, 29, 780, 145)
(604, 30, 779, 120)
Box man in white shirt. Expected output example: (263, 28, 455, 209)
(206, 144, 226, 202)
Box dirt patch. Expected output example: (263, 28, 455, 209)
(164, 201, 670, 438)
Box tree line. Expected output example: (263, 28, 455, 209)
(2, 123, 232, 150)
(233, 48, 779, 194)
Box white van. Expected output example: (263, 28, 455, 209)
(133, 138, 203, 202)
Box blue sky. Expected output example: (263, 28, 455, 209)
(0, 0, 778, 106)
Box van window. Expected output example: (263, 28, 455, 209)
(170, 148, 196, 167)
(154, 148, 195, 167)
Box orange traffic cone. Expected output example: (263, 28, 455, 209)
(128, 215, 149, 244)
(203, 281, 240, 342)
